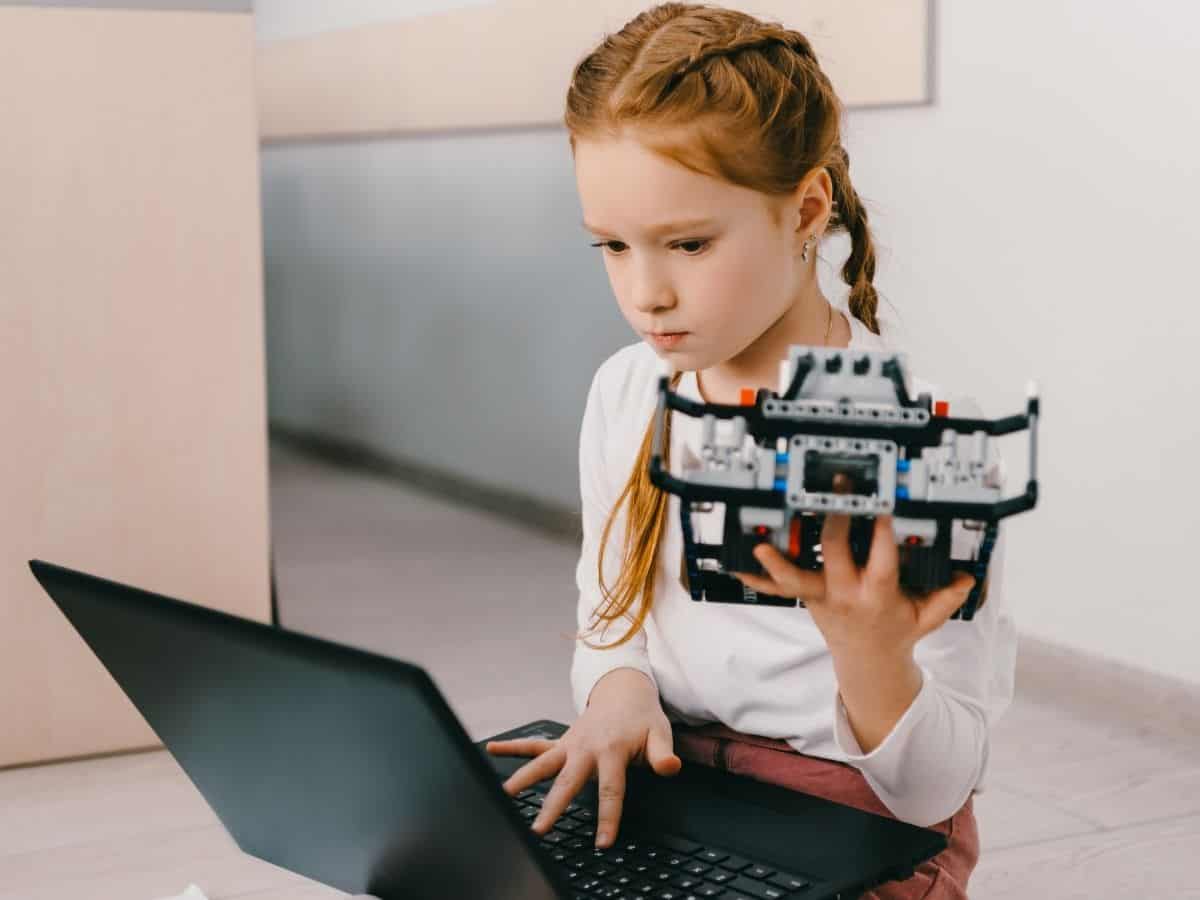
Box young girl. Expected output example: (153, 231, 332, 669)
(487, 4, 1015, 897)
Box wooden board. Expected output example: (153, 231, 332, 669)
(258, 0, 931, 143)
(0, 4, 271, 767)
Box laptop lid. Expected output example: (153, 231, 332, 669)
(28, 559, 566, 900)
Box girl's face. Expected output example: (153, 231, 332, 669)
(574, 134, 803, 372)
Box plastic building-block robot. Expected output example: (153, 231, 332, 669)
(648, 346, 1040, 621)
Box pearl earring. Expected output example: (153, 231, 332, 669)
(801, 234, 817, 263)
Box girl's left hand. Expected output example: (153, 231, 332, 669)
(731, 501, 976, 660)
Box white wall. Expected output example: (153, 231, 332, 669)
(257, 0, 1200, 685)
(842, 1, 1200, 683)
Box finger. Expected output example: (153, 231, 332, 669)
(532, 758, 592, 836)
(864, 515, 899, 585)
(748, 543, 825, 603)
(729, 568, 786, 597)
(819, 515, 854, 580)
(501, 744, 566, 796)
(915, 572, 977, 638)
(486, 737, 556, 757)
(644, 725, 682, 777)
(593, 753, 627, 848)
(819, 474, 856, 580)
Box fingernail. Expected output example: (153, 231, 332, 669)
(596, 829, 609, 845)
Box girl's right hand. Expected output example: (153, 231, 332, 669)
(485, 667, 682, 848)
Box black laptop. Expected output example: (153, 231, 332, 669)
(29, 559, 945, 900)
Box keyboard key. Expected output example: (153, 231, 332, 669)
(744, 865, 775, 880)
(717, 854, 754, 873)
(670, 874, 704, 890)
(682, 861, 712, 877)
(699, 850, 729, 864)
(725, 875, 786, 899)
(658, 834, 704, 855)
(705, 870, 735, 884)
(695, 886, 725, 898)
(767, 872, 812, 891)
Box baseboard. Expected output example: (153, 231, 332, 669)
(1015, 634, 1200, 740)
(271, 426, 1200, 741)
(269, 424, 582, 542)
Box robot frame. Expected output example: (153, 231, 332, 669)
(647, 346, 1040, 621)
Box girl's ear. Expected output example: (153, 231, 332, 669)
(792, 166, 834, 240)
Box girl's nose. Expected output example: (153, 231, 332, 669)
(631, 283, 677, 315)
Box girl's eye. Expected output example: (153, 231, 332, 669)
(589, 240, 628, 254)
(674, 239, 710, 255)
(587, 239, 711, 256)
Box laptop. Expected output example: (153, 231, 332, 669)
(29, 558, 946, 900)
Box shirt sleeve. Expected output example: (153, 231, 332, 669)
(569, 363, 658, 716)
(831, 404, 1018, 827)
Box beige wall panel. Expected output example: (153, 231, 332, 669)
(0, 6, 270, 767)
(258, 0, 930, 143)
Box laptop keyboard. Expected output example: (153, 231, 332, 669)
(511, 787, 819, 899)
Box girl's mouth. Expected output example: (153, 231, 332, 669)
(648, 332, 688, 349)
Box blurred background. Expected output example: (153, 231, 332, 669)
(3, 1, 1199, 897)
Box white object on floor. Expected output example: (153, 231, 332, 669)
(154, 886, 208, 900)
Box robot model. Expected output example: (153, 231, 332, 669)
(648, 346, 1040, 621)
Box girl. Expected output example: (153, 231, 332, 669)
(487, 4, 1015, 897)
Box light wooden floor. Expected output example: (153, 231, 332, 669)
(3, 442, 1197, 899)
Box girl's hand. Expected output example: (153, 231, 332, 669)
(484, 667, 681, 849)
(731, 482, 976, 659)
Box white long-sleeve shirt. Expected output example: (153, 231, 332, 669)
(569, 305, 1018, 828)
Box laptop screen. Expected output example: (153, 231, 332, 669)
(30, 559, 564, 900)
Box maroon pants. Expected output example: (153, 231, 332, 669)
(672, 723, 979, 900)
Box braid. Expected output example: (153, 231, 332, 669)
(828, 145, 880, 334)
(673, 23, 818, 79)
